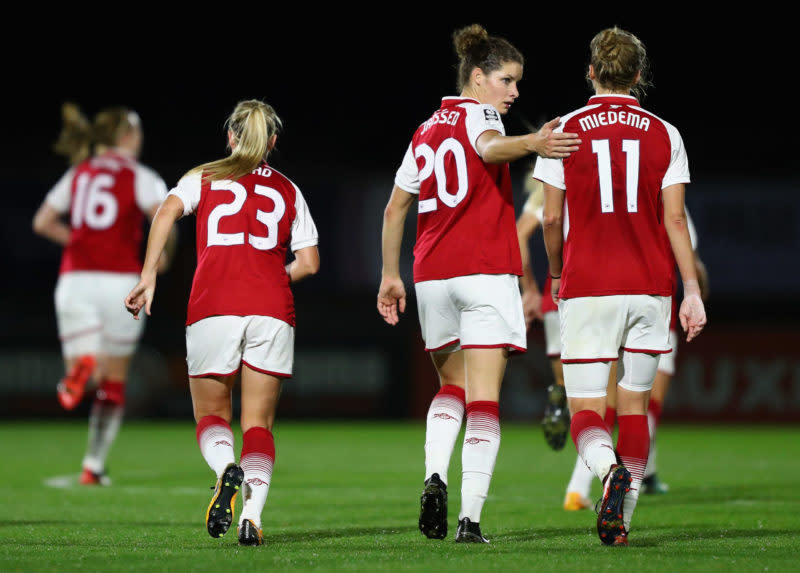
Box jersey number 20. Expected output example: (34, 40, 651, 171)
(207, 181, 286, 250)
(415, 138, 468, 213)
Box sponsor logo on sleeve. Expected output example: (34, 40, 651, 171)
(483, 108, 500, 122)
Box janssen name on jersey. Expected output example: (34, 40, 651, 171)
(533, 94, 690, 298)
(394, 97, 522, 283)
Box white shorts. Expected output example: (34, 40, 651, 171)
(657, 330, 679, 375)
(559, 294, 671, 363)
(543, 311, 561, 358)
(414, 274, 526, 354)
(54, 272, 145, 358)
(185, 315, 294, 378)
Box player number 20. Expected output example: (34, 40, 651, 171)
(207, 181, 286, 250)
(415, 138, 469, 213)
(592, 139, 640, 213)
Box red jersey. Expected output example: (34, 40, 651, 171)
(533, 95, 690, 298)
(45, 150, 167, 274)
(394, 97, 522, 283)
(169, 163, 318, 327)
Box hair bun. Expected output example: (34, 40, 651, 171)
(453, 24, 489, 58)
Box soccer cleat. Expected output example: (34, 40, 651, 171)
(641, 473, 669, 494)
(57, 355, 97, 411)
(79, 467, 111, 486)
(563, 491, 592, 511)
(238, 519, 264, 546)
(596, 464, 632, 546)
(454, 517, 489, 544)
(541, 383, 569, 450)
(419, 473, 448, 539)
(206, 463, 244, 539)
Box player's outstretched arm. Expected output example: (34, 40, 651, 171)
(125, 195, 184, 319)
(147, 203, 179, 274)
(662, 184, 707, 341)
(477, 118, 581, 164)
(378, 186, 415, 325)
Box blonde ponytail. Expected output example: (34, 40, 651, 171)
(53, 103, 92, 165)
(187, 100, 282, 182)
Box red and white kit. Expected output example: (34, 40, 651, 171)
(168, 163, 318, 377)
(395, 97, 526, 353)
(533, 94, 690, 370)
(45, 150, 167, 356)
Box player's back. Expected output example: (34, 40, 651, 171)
(62, 151, 145, 274)
(407, 97, 520, 283)
(558, 94, 687, 297)
(188, 163, 300, 326)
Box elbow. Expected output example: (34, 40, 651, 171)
(542, 213, 562, 231)
(307, 258, 320, 276)
(32, 215, 47, 237)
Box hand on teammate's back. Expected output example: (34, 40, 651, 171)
(533, 118, 581, 159)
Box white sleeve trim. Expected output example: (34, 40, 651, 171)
(167, 172, 202, 217)
(463, 103, 505, 157)
(393, 142, 420, 195)
(135, 164, 168, 213)
(44, 168, 75, 214)
(290, 183, 319, 253)
(531, 156, 566, 190)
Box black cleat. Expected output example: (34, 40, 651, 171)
(238, 518, 264, 546)
(542, 384, 569, 450)
(455, 517, 489, 544)
(596, 464, 632, 546)
(642, 473, 669, 494)
(419, 473, 448, 539)
(206, 463, 244, 538)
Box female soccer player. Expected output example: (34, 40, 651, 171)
(534, 27, 706, 545)
(378, 24, 580, 543)
(125, 100, 319, 547)
(32, 103, 172, 485)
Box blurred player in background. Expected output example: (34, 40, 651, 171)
(378, 24, 579, 543)
(32, 103, 173, 485)
(516, 173, 616, 511)
(535, 27, 706, 545)
(126, 100, 319, 547)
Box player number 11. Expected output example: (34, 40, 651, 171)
(592, 139, 640, 213)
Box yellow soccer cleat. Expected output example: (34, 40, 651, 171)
(563, 491, 592, 511)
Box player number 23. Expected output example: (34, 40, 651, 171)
(207, 181, 286, 250)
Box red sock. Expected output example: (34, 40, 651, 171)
(604, 406, 616, 432)
(240, 426, 276, 526)
(648, 399, 662, 427)
(95, 379, 125, 407)
(241, 426, 276, 472)
(438, 384, 466, 402)
(196, 415, 235, 477)
(616, 415, 650, 483)
(570, 410, 616, 480)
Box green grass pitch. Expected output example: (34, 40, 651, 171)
(2, 421, 798, 572)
